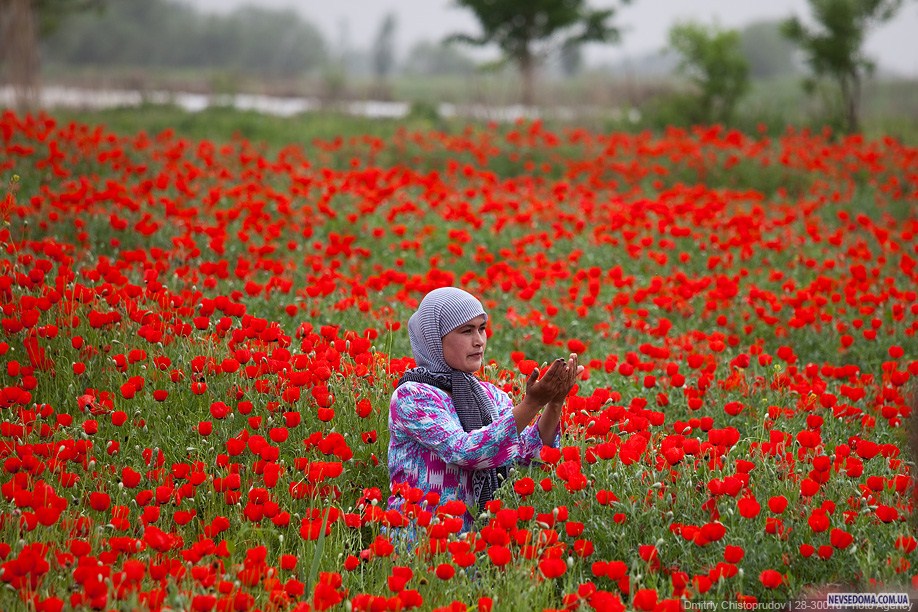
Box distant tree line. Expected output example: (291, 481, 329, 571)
(5, 0, 912, 133)
(37, 0, 483, 81)
(41, 0, 328, 77)
(34, 0, 803, 87)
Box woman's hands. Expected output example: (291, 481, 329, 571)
(525, 353, 582, 407)
(514, 353, 583, 437)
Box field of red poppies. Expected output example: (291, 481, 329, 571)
(0, 110, 916, 611)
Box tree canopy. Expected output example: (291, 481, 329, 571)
(781, 0, 908, 133)
(668, 22, 750, 125)
(448, 0, 631, 105)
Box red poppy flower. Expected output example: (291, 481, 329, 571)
(435, 563, 455, 580)
(437, 500, 467, 517)
(724, 545, 745, 563)
(538, 557, 566, 579)
(759, 569, 783, 589)
(486, 545, 512, 567)
(895, 536, 917, 553)
(737, 496, 761, 518)
(632, 588, 658, 611)
(387, 566, 412, 592)
(808, 510, 830, 533)
(343, 555, 359, 571)
(573, 539, 594, 558)
(876, 505, 899, 523)
(768, 495, 788, 513)
(88, 492, 110, 512)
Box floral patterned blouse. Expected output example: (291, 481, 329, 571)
(387, 380, 558, 530)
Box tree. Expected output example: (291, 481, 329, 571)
(668, 22, 750, 125)
(780, 0, 907, 133)
(0, 0, 103, 110)
(448, 0, 631, 106)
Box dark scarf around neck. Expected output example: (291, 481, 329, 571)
(397, 367, 507, 511)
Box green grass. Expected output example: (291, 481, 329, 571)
(49, 104, 451, 148)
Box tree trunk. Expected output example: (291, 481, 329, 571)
(848, 71, 861, 134)
(838, 69, 862, 135)
(1, 0, 41, 111)
(518, 49, 536, 108)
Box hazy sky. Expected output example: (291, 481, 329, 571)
(187, 0, 918, 76)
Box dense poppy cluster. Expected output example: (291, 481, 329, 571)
(0, 110, 915, 610)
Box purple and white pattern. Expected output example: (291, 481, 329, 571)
(387, 379, 559, 531)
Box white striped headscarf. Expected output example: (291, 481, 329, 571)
(399, 287, 505, 511)
(407, 287, 488, 370)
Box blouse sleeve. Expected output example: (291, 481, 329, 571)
(390, 382, 522, 470)
(481, 382, 561, 463)
(517, 414, 560, 464)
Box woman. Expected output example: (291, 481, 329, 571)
(387, 287, 581, 532)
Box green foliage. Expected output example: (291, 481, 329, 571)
(448, 0, 627, 55)
(780, 0, 908, 133)
(668, 22, 751, 125)
(41, 0, 327, 76)
(32, 0, 104, 35)
(405, 99, 442, 124)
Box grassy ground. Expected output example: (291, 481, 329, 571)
(49, 104, 449, 149)
(34, 64, 918, 145)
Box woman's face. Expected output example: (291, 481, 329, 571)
(442, 315, 487, 373)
